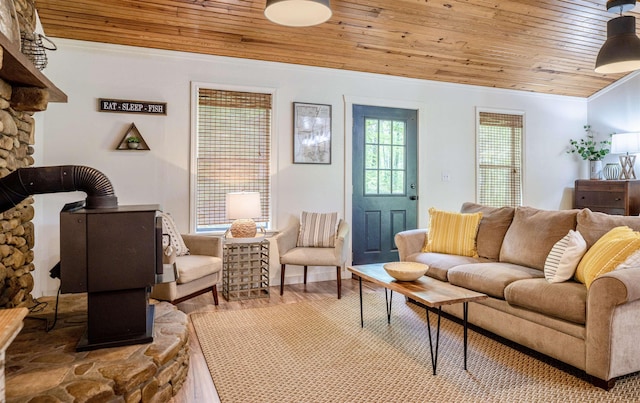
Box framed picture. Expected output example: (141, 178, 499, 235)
(293, 102, 332, 164)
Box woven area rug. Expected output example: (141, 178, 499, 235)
(191, 293, 640, 402)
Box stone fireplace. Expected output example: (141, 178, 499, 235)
(0, 0, 64, 309)
(0, 3, 192, 401)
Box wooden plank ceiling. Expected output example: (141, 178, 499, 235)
(34, 0, 637, 97)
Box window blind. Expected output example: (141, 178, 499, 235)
(477, 111, 523, 208)
(196, 88, 271, 231)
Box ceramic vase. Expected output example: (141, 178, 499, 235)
(603, 163, 621, 180)
(589, 160, 603, 180)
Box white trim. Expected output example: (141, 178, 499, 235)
(588, 70, 640, 101)
(343, 95, 428, 265)
(189, 82, 278, 233)
(475, 107, 526, 206)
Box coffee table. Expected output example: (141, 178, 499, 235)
(348, 263, 487, 374)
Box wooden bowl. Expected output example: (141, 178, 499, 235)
(383, 262, 429, 281)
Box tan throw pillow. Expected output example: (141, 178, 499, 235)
(544, 230, 587, 283)
(422, 207, 482, 257)
(460, 202, 514, 261)
(500, 207, 579, 271)
(576, 208, 640, 249)
(575, 226, 640, 288)
(159, 212, 190, 256)
(297, 211, 338, 247)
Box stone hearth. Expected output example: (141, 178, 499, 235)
(5, 295, 189, 402)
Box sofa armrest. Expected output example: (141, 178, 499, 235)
(394, 229, 428, 261)
(181, 234, 223, 258)
(586, 268, 640, 381)
(274, 222, 300, 256)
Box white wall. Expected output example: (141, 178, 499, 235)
(32, 39, 587, 297)
(587, 72, 640, 170)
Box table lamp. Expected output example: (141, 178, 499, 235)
(611, 132, 640, 179)
(226, 191, 261, 238)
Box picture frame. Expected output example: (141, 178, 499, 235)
(293, 102, 332, 164)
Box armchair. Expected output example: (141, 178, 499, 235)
(151, 233, 223, 305)
(276, 218, 349, 299)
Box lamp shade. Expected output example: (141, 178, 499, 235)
(595, 16, 640, 74)
(611, 132, 640, 154)
(264, 0, 332, 27)
(226, 192, 261, 220)
(607, 0, 637, 13)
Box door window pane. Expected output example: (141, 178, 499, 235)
(363, 117, 408, 195)
(365, 170, 378, 194)
(380, 120, 392, 144)
(365, 119, 378, 143)
(392, 171, 404, 194)
(379, 170, 391, 194)
(365, 145, 378, 169)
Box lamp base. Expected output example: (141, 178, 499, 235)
(619, 154, 637, 179)
(230, 218, 257, 238)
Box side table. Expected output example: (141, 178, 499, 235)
(222, 237, 269, 301)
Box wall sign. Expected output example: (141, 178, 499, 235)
(99, 98, 167, 115)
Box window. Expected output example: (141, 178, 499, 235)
(193, 86, 272, 232)
(364, 118, 407, 195)
(476, 110, 523, 207)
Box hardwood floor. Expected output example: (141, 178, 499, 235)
(170, 278, 380, 403)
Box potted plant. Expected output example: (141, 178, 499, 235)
(567, 125, 611, 179)
(126, 136, 141, 149)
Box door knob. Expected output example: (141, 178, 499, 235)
(409, 196, 418, 200)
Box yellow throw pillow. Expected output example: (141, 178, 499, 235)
(575, 226, 640, 288)
(422, 208, 482, 257)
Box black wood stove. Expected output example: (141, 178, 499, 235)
(0, 165, 172, 351)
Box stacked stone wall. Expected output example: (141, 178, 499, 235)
(14, 0, 36, 35)
(0, 78, 36, 308)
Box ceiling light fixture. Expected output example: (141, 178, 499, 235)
(595, 0, 640, 74)
(264, 0, 332, 27)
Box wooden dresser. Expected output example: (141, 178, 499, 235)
(574, 180, 640, 215)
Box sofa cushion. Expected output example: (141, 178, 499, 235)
(422, 208, 482, 257)
(175, 255, 222, 284)
(576, 208, 640, 249)
(575, 226, 640, 288)
(543, 230, 587, 283)
(406, 252, 486, 282)
(448, 262, 544, 299)
(460, 202, 514, 261)
(499, 206, 578, 271)
(504, 278, 586, 325)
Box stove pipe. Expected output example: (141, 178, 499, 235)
(0, 165, 118, 211)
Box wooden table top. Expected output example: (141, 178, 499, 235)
(349, 263, 487, 308)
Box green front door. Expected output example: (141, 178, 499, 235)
(352, 105, 418, 264)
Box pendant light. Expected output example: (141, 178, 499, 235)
(264, 0, 332, 27)
(595, 0, 640, 74)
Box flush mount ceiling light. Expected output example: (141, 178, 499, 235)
(264, 0, 332, 27)
(595, 0, 640, 74)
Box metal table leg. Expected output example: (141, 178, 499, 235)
(425, 306, 442, 375)
(359, 277, 363, 328)
(463, 302, 469, 370)
(384, 288, 393, 324)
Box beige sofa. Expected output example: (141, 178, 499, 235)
(395, 203, 640, 390)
